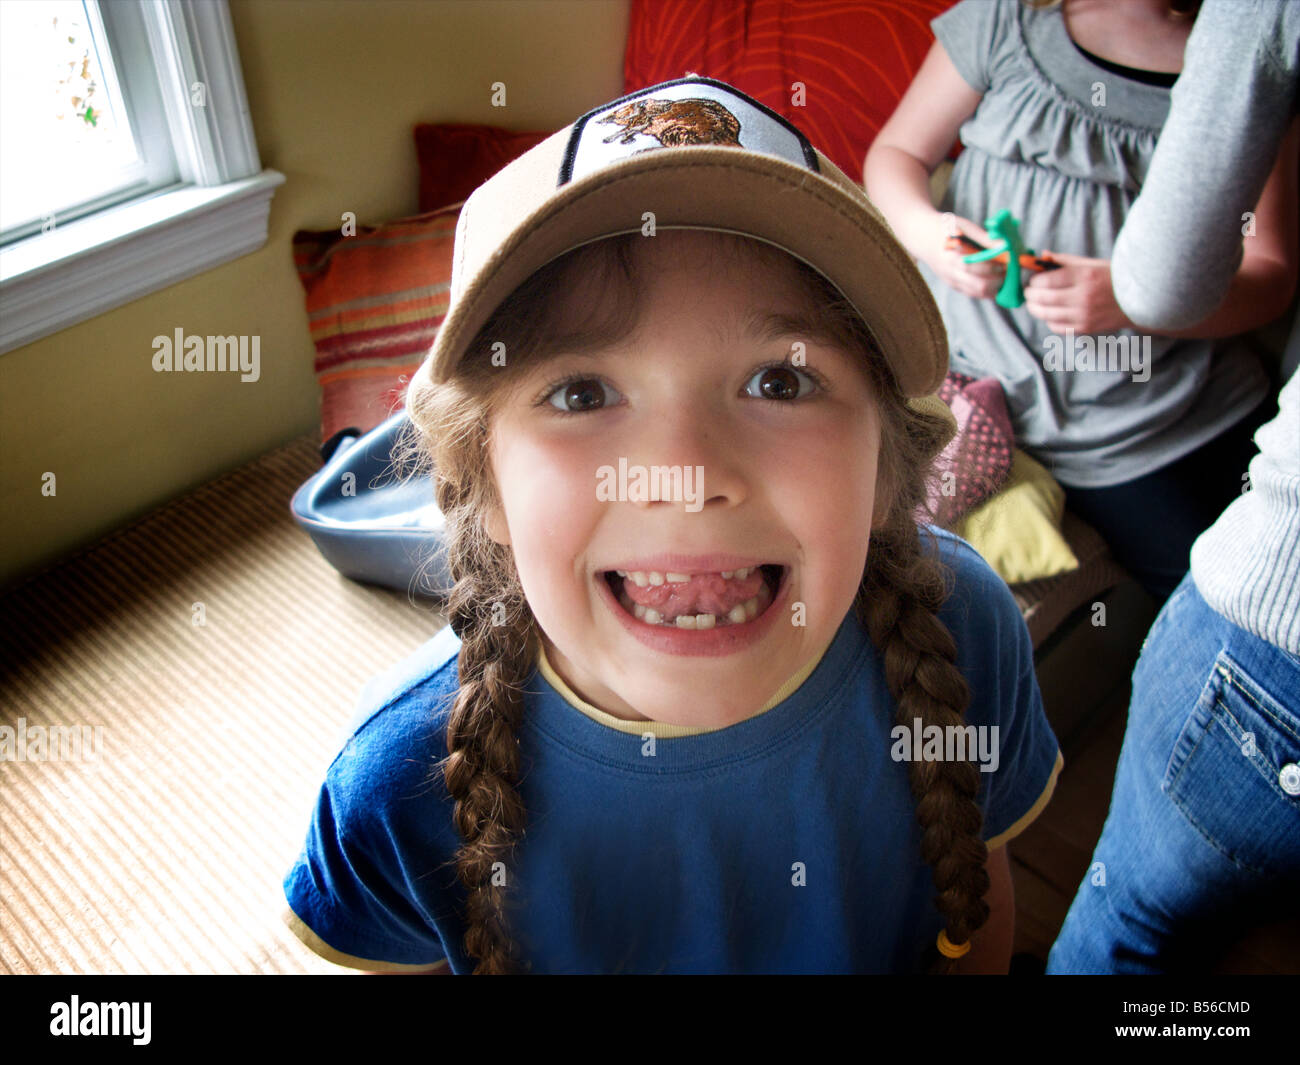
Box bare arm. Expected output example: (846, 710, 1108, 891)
(950, 843, 1014, 974)
(865, 41, 1003, 299)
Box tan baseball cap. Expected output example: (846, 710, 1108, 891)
(424, 76, 949, 399)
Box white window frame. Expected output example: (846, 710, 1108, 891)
(0, 0, 284, 355)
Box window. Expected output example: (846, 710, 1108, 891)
(0, 0, 284, 354)
(1, 1, 180, 242)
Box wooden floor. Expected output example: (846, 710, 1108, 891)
(1008, 681, 1298, 974)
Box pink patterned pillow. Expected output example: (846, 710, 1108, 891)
(925, 372, 1015, 527)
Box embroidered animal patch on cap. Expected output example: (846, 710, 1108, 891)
(560, 76, 818, 185)
(599, 98, 742, 148)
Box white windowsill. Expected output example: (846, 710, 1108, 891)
(0, 168, 285, 355)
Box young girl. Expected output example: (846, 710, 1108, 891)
(864, 0, 1299, 604)
(283, 77, 1062, 975)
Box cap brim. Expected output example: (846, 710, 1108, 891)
(429, 136, 948, 397)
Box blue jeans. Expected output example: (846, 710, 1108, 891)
(1047, 572, 1300, 973)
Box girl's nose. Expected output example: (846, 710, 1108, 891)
(627, 396, 749, 510)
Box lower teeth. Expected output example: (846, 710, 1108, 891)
(618, 593, 763, 627)
(607, 567, 779, 629)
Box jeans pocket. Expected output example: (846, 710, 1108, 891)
(1163, 649, 1300, 879)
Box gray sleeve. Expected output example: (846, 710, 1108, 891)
(1111, 0, 1299, 329)
(931, 0, 1011, 95)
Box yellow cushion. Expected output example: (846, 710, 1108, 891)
(952, 450, 1079, 584)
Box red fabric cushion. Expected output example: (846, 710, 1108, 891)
(414, 123, 550, 212)
(292, 204, 460, 440)
(624, 0, 958, 183)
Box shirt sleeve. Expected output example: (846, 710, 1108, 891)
(284, 769, 450, 970)
(930, 0, 1014, 95)
(283, 702, 457, 971)
(1111, 0, 1299, 328)
(982, 666, 1064, 851)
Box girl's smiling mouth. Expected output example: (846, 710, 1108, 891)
(603, 565, 781, 626)
(594, 562, 789, 657)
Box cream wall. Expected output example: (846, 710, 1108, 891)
(0, 0, 629, 587)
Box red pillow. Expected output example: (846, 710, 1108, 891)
(624, 0, 957, 183)
(414, 123, 550, 212)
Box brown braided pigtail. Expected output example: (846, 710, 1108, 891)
(858, 523, 991, 972)
(403, 372, 538, 974)
(849, 333, 992, 973)
(436, 497, 537, 973)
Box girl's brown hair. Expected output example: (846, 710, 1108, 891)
(401, 232, 990, 974)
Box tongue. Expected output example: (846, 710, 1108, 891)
(619, 569, 766, 620)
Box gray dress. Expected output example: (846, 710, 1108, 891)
(920, 0, 1267, 489)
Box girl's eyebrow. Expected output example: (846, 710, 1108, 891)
(736, 310, 866, 375)
(742, 309, 845, 349)
(525, 321, 639, 364)
(520, 308, 856, 365)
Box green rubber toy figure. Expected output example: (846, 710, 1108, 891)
(962, 209, 1036, 309)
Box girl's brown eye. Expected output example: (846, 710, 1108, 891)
(547, 378, 619, 412)
(745, 365, 812, 401)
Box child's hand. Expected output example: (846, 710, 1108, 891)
(1023, 251, 1137, 335)
(928, 213, 1005, 301)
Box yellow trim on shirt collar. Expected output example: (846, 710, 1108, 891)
(535, 640, 833, 737)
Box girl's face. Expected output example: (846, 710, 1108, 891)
(484, 231, 887, 728)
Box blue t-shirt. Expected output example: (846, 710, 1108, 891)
(284, 528, 1061, 973)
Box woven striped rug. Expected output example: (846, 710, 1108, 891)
(0, 437, 447, 974)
